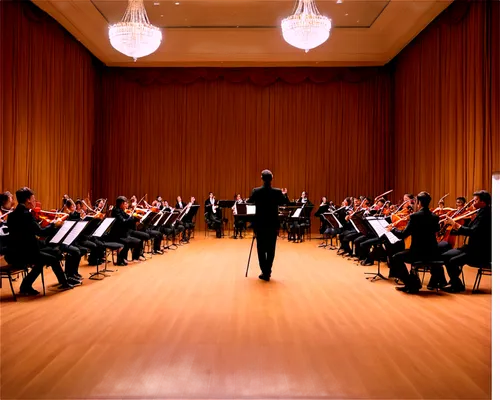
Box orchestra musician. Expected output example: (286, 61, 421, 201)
(109, 196, 144, 266)
(232, 193, 246, 239)
(5, 187, 73, 295)
(205, 192, 222, 238)
(314, 196, 329, 236)
(0, 191, 14, 253)
(180, 196, 197, 242)
(440, 190, 492, 293)
(289, 191, 313, 242)
(248, 169, 288, 281)
(387, 191, 446, 293)
(175, 196, 185, 210)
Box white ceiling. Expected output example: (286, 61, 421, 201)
(32, 0, 452, 67)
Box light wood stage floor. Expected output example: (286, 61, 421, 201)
(0, 237, 492, 399)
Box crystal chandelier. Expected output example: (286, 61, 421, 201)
(281, 0, 332, 53)
(109, 0, 162, 61)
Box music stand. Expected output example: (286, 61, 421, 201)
(363, 217, 401, 281)
(164, 212, 180, 249)
(321, 213, 342, 250)
(242, 204, 257, 277)
(90, 217, 117, 278)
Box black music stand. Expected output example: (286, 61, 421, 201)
(164, 212, 180, 249)
(90, 217, 117, 278)
(363, 217, 400, 281)
(240, 204, 256, 277)
(321, 213, 342, 250)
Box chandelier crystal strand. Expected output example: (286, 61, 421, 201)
(281, 0, 331, 53)
(109, 0, 162, 61)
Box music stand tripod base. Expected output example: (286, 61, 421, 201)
(364, 260, 387, 281)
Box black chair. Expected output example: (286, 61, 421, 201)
(470, 262, 492, 293)
(0, 264, 28, 301)
(411, 261, 446, 291)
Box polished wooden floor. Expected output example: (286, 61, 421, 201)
(0, 236, 492, 399)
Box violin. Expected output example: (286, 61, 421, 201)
(436, 205, 479, 244)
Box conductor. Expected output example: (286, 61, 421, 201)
(248, 169, 288, 281)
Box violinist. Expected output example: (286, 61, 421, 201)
(0, 191, 14, 253)
(5, 187, 73, 295)
(339, 197, 370, 256)
(357, 198, 387, 265)
(387, 191, 446, 293)
(75, 200, 86, 219)
(175, 196, 185, 210)
(437, 196, 467, 252)
(181, 196, 197, 242)
(126, 200, 150, 259)
(205, 192, 222, 238)
(440, 190, 492, 293)
(315, 196, 330, 236)
(109, 196, 143, 266)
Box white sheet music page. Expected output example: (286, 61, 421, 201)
(332, 214, 343, 228)
(140, 211, 151, 224)
(49, 221, 76, 244)
(292, 208, 302, 218)
(63, 221, 88, 245)
(366, 218, 386, 238)
(92, 218, 114, 237)
(246, 205, 256, 215)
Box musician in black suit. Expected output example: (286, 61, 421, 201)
(5, 187, 72, 295)
(109, 196, 143, 265)
(388, 191, 445, 293)
(248, 170, 288, 281)
(205, 192, 222, 238)
(315, 197, 330, 235)
(175, 196, 185, 210)
(441, 190, 492, 292)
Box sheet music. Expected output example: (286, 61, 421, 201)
(92, 218, 114, 237)
(246, 205, 256, 215)
(332, 214, 343, 229)
(292, 208, 302, 218)
(366, 217, 400, 244)
(140, 211, 151, 224)
(62, 221, 88, 245)
(350, 219, 360, 233)
(49, 221, 76, 244)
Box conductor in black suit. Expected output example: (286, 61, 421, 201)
(248, 169, 288, 281)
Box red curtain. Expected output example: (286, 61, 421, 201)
(1, 0, 98, 208)
(94, 70, 392, 209)
(392, 0, 500, 203)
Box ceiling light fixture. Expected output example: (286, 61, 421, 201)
(109, 0, 162, 62)
(281, 0, 331, 53)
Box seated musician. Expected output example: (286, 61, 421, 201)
(338, 197, 358, 254)
(0, 191, 14, 254)
(175, 196, 185, 210)
(357, 198, 387, 265)
(181, 196, 197, 242)
(440, 190, 492, 293)
(232, 194, 246, 239)
(75, 200, 86, 219)
(339, 197, 370, 256)
(437, 196, 467, 252)
(315, 196, 330, 235)
(289, 191, 313, 242)
(126, 200, 150, 259)
(387, 191, 446, 293)
(109, 196, 144, 265)
(205, 192, 222, 238)
(5, 187, 73, 295)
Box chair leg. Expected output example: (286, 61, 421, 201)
(472, 269, 481, 293)
(41, 268, 46, 296)
(8, 274, 17, 301)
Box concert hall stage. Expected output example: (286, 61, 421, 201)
(0, 237, 491, 399)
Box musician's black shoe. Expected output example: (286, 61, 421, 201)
(258, 274, 270, 282)
(442, 283, 465, 293)
(396, 285, 420, 294)
(363, 260, 374, 266)
(59, 283, 74, 290)
(19, 287, 40, 296)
